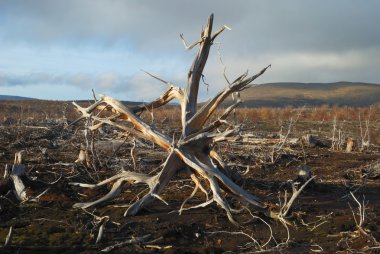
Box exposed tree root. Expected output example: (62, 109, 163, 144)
(69, 14, 308, 225)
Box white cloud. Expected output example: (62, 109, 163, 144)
(1, 0, 380, 100)
(202, 47, 380, 86)
(96, 73, 119, 89)
(0, 71, 174, 101)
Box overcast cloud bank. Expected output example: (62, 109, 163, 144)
(0, 0, 379, 100)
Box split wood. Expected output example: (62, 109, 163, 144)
(69, 14, 309, 225)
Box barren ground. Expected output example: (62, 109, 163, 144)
(0, 102, 379, 253)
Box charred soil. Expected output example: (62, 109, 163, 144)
(0, 105, 379, 253)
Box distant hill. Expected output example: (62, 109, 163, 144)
(3, 82, 380, 107)
(224, 82, 380, 107)
(0, 95, 35, 100)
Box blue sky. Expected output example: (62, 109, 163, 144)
(1, 0, 379, 101)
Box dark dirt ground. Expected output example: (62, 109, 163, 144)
(0, 105, 379, 253)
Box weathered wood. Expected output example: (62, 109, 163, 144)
(4, 226, 13, 247)
(2, 152, 29, 201)
(3, 164, 11, 179)
(187, 65, 270, 134)
(101, 234, 151, 252)
(11, 164, 27, 201)
(68, 14, 311, 225)
(235, 137, 299, 144)
(71, 171, 152, 208)
(182, 14, 214, 136)
(125, 152, 184, 216)
(132, 84, 184, 115)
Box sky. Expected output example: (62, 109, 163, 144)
(0, 0, 379, 101)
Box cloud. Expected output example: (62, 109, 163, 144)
(0, 71, 175, 101)
(1, 46, 379, 101)
(259, 47, 380, 83)
(1, 0, 379, 53)
(197, 46, 380, 96)
(96, 73, 119, 89)
(0, 1, 379, 100)
(0, 72, 92, 88)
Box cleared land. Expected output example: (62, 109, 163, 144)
(0, 100, 379, 253)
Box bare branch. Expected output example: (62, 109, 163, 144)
(281, 176, 316, 217)
(182, 101, 240, 144)
(131, 139, 137, 172)
(179, 173, 209, 214)
(101, 234, 151, 252)
(4, 226, 13, 247)
(74, 96, 173, 151)
(211, 24, 232, 41)
(131, 86, 184, 114)
(176, 149, 265, 210)
(187, 65, 271, 133)
(179, 33, 201, 50)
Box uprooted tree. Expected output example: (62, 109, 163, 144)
(69, 14, 306, 225)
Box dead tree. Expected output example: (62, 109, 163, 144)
(69, 14, 294, 225)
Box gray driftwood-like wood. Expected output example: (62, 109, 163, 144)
(70, 14, 276, 224)
(10, 164, 27, 201)
(1, 151, 28, 201)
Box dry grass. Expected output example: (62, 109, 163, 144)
(1, 100, 379, 144)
